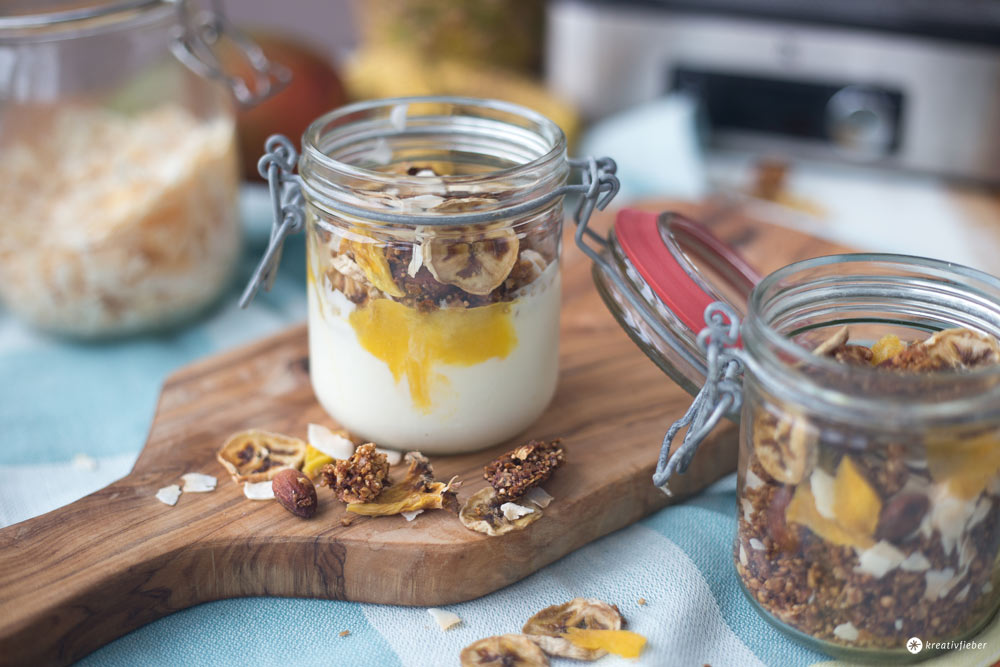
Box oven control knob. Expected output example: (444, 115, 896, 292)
(826, 86, 895, 160)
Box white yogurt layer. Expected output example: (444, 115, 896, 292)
(308, 264, 561, 453)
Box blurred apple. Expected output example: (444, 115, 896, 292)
(221, 31, 347, 181)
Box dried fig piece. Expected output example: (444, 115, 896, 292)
(216, 429, 307, 483)
(752, 412, 817, 485)
(460, 487, 541, 536)
(484, 439, 565, 501)
(460, 634, 548, 667)
(523, 598, 623, 661)
(319, 443, 389, 504)
(831, 345, 874, 366)
(425, 228, 519, 295)
(346, 452, 459, 516)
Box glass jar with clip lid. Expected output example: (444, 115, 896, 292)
(242, 96, 619, 454)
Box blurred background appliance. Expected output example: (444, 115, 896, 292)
(547, 0, 1000, 182)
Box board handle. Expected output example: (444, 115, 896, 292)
(0, 475, 197, 666)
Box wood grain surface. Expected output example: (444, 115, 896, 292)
(0, 203, 853, 665)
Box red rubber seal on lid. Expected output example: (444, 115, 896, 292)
(613, 208, 762, 334)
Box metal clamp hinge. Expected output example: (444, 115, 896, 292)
(654, 302, 745, 495)
(239, 136, 303, 308)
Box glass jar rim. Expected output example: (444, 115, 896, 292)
(300, 96, 568, 190)
(0, 0, 170, 37)
(745, 252, 1000, 422)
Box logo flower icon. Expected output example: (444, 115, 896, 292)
(907, 637, 923, 654)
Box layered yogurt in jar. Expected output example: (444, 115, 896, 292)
(298, 98, 571, 453)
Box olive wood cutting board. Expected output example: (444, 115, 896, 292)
(0, 202, 853, 665)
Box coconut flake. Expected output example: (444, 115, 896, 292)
(749, 538, 766, 551)
(810, 468, 836, 520)
(900, 551, 932, 572)
(833, 622, 859, 642)
(955, 583, 971, 602)
(72, 453, 98, 471)
(500, 502, 535, 521)
(741, 498, 754, 523)
(739, 544, 748, 567)
(181, 472, 217, 493)
(155, 484, 181, 506)
(854, 541, 906, 578)
(364, 137, 392, 166)
(401, 510, 423, 522)
(390, 104, 408, 131)
(427, 607, 461, 630)
(524, 487, 554, 509)
(969, 497, 992, 529)
(894, 619, 903, 631)
(308, 423, 355, 459)
(400, 194, 446, 212)
(244, 481, 275, 500)
(924, 568, 958, 600)
(745, 469, 764, 490)
(375, 448, 403, 466)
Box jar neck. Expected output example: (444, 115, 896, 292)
(743, 253, 1000, 426)
(298, 97, 569, 224)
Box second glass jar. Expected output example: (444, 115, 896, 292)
(300, 98, 569, 453)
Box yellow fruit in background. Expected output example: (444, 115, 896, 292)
(345, 46, 581, 149)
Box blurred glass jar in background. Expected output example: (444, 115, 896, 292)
(0, 0, 285, 337)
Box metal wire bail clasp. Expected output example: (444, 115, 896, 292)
(654, 302, 745, 495)
(239, 135, 303, 308)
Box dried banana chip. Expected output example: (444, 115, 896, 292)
(459, 487, 541, 536)
(883, 327, 1000, 371)
(425, 229, 519, 295)
(460, 634, 548, 667)
(216, 429, 307, 483)
(346, 452, 459, 515)
(752, 411, 817, 485)
(523, 598, 624, 661)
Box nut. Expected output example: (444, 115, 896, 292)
(876, 492, 929, 542)
(272, 469, 318, 519)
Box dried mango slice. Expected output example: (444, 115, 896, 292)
(523, 598, 622, 661)
(347, 452, 459, 515)
(927, 430, 1000, 500)
(833, 456, 881, 536)
(786, 483, 875, 550)
(302, 445, 334, 479)
(216, 429, 306, 483)
(346, 233, 404, 297)
(871, 334, 906, 365)
(564, 628, 647, 659)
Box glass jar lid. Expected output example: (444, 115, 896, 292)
(585, 208, 760, 397)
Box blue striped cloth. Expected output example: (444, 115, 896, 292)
(1, 190, 996, 666)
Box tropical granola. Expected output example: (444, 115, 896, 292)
(738, 327, 1000, 652)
